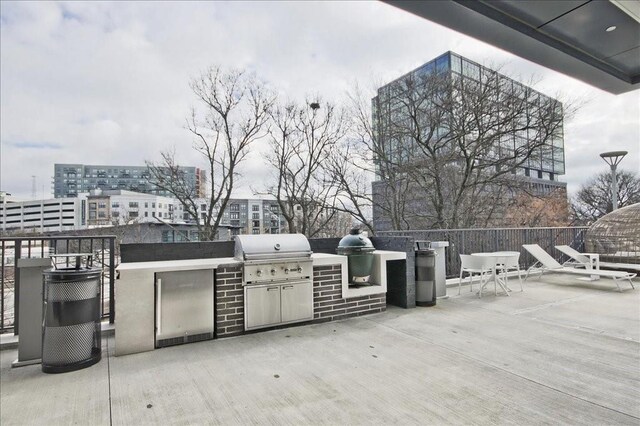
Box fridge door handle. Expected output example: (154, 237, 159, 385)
(156, 278, 162, 335)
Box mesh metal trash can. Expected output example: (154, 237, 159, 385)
(415, 242, 436, 307)
(42, 262, 102, 373)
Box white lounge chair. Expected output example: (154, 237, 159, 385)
(522, 244, 636, 292)
(557, 245, 640, 274)
(555, 245, 593, 269)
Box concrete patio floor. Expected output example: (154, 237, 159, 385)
(1, 274, 639, 425)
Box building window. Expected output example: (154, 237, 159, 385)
(231, 212, 239, 219)
(89, 203, 97, 210)
(145, 202, 148, 208)
(252, 229, 260, 234)
(230, 204, 239, 211)
(129, 211, 138, 218)
(129, 202, 138, 208)
(252, 205, 259, 212)
(162, 231, 174, 243)
(201, 204, 207, 211)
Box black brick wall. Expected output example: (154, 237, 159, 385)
(215, 265, 244, 337)
(214, 263, 386, 339)
(312, 265, 386, 322)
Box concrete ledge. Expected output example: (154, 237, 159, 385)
(1, 321, 115, 352)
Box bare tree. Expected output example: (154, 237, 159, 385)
(571, 169, 640, 224)
(265, 99, 347, 237)
(332, 84, 413, 233)
(147, 66, 273, 240)
(372, 64, 569, 229)
(325, 135, 375, 234)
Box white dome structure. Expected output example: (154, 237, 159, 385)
(585, 203, 640, 263)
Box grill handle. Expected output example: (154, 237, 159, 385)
(241, 252, 312, 262)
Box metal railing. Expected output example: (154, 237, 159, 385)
(1, 236, 116, 335)
(379, 227, 590, 277)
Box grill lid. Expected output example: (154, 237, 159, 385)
(234, 234, 312, 261)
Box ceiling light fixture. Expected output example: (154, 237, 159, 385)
(606, 25, 617, 32)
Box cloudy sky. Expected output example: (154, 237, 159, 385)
(1, 1, 638, 200)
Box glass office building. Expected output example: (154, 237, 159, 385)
(372, 51, 566, 194)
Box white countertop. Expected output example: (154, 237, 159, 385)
(117, 257, 240, 272)
(117, 252, 403, 273)
(310, 252, 346, 265)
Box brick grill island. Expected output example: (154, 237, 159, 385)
(214, 264, 386, 339)
(313, 265, 386, 323)
(115, 243, 404, 356)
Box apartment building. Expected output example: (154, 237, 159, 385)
(85, 190, 181, 226)
(53, 163, 206, 199)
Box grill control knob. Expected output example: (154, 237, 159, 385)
(256, 269, 263, 277)
(296, 266, 303, 273)
(284, 268, 290, 274)
(270, 268, 276, 275)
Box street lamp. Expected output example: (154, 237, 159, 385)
(599, 150, 628, 211)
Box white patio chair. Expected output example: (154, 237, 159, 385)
(497, 252, 523, 292)
(458, 254, 490, 295)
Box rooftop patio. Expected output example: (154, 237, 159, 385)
(1, 274, 638, 425)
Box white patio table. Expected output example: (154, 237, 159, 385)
(471, 251, 520, 297)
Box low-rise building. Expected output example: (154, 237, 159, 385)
(1, 194, 84, 233)
(2, 190, 286, 239)
(218, 198, 284, 237)
(85, 190, 181, 226)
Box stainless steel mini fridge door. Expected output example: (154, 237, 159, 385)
(156, 269, 214, 342)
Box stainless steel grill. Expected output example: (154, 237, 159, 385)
(234, 234, 314, 330)
(235, 234, 313, 283)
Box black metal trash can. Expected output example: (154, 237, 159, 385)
(42, 263, 102, 373)
(415, 242, 436, 307)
